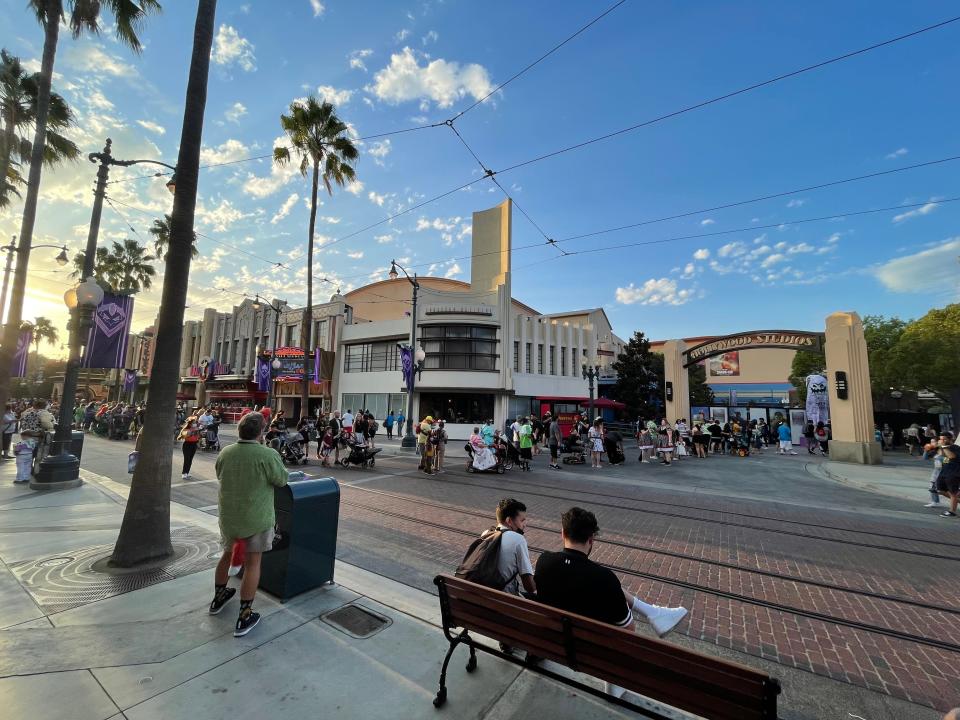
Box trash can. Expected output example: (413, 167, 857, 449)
(259, 476, 340, 602)
(70, 431, 84, 462)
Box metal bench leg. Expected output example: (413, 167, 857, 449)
(465, 632, 477, 672)
(435, 630, 467, 708)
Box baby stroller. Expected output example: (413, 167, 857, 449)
(339, 434, 381, 469)
(108, 414, 131, 440)
(200, 420, 221, 452)
(561, 433, 586, 465)
(270, 431, 307, 465)
(464, 442, 506, 474)
(731, 434, 751, 457)
(92, 416, 110, 437)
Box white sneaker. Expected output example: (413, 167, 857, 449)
(789, 451, 798, 455)
(924, 502, 941, 508)
(182, 473, 190, 480)
(647, 606, 688, 637)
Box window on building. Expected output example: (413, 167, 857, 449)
(549, 346, 555, 375)
(420, 325, 498, 371)
(525, 343, 532, 373)
(537, 344, 544, 374)
(561, 347, 567, 376)
(343, 342, 401, 373)
(314, 319, 328, 349)
(513, 341, 519, 372)
(420, 392, 494, 425)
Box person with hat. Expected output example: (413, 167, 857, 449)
(417, 415, 434, 471)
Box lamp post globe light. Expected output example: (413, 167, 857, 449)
(32, 277, 104, 489)
(390, 259, 424, 449)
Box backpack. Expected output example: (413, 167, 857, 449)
(455, 528, 513, 589)
(369, 420, 379, 434)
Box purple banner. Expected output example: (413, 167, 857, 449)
(399, 345, 413, 392)
(314, 347, 321, 383)
(81, 293, 134, 369)
(13, 329, 31, 377)
(256, 357, 271, 392)
(123, 369, 137, 392)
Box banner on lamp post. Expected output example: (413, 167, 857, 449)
(256, 357, 271, 392)
(12, 329, 32, 378)
(81, 293, 134, 369)
(399, 345, 414, 392)
(122, 369, 137, 392)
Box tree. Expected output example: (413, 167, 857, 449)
(689, 363, 715, 406)
(887, 304, 960, 403)
(23, 316, 58, 389)
(148, 213, 198, 260)
(111, 0, 215, 568)
(0, 0, 160, 415)
(0, 48, 79, 208)
(611, 331, 663, 419)
(72, 239, 156, 294)
(273, 96, 358, 415)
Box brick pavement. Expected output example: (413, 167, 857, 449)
(336, 476, 960, 712)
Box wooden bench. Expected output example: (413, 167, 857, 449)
(433, 574, 780, 719)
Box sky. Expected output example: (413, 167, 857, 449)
(1, 0, 958, 357)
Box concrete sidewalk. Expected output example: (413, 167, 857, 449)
(814, 453, 936, 504)
(0, 462, 685, 720)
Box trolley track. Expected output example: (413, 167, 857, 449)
(340, 482, 960, 616)
(359, 460, 960, 560)
(338, 495, 960, 656)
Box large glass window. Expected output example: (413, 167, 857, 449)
(420, 392, 494, 425)
(561, 347, 567, 376)
(513, 341, 519, 372)
(549, 346, 555, 375)
(420, 325, 498, 371)
(525, 343, 532, 373)
(340, 392, 407, 420)
(343, 342, 401, 373)
(537, 344, 544, 374)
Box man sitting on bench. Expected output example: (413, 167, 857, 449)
(535, 507, 689, 695)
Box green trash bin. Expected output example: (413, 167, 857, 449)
(259, 476, 339, 601)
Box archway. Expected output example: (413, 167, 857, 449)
(662, 312, 881, 464)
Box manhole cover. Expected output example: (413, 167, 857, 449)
(321, 604, 391, 639)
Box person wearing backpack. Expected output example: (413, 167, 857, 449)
(455, 498, 536, 598)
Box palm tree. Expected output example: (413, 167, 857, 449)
(0, 0, 161, 417)
(24, 316, 58, 388)
(274, 96, 358, 415)
(112, 0, 216, 568)
(0, 48, 80, 208)
(148, 213, 198, 260)
(72, 239, 156, 294)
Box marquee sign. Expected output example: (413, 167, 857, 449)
(683, 330, 824, 367)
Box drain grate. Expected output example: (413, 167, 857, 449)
(321, 604, 391, 639)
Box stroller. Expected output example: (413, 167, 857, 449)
(92, 416, 110, 437)
(730, 434, 751, 457)
(270, 430, 307, 465)
(464, 441, 508, 474)
(339, 434, 381, 469)
(561, 433, 586, 465)
(200, 420, 221, 452)
(603, 436, 625, 466)
(108, 413, 132, 440)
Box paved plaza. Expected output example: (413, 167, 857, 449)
(1, 433, 955, 719)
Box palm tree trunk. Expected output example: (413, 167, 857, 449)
(301, 162, 319, 418)
(0, 2, 60, 406)
(0, 114, 17, 204)
(111, 0, 218, 568)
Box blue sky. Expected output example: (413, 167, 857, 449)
(2, 0, 958, 350)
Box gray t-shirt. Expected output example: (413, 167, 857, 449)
(495, 527, 534, 595)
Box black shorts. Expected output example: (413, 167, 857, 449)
(938, 475, 960, 494)
(549, 444, 558, 459)
(520, 447, 532, 460)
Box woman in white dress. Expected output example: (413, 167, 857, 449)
(588, 418, 605, 468)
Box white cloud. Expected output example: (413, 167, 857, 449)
(225, 102, 247, 123)
(873, 238, 960, 295)
(375, 234, 394, 244)
(368, 139, 391, 166)
(319, 216, 341, 224)
(886, 147, 908, 159)
(717, 241, 746, 258)
(136, 119, 165, 135)
(348, 48, 373, 71)
(212, 24, 256, 72)
(616, 279, 693, 306)
(700, 218, 715, 226)
(416, 216, 460, 232)
(200, 138, 251, 165)
(242, 136, 300, 198)
(760, 253, 786, 268)
(270, 193, 299, 224)
(787, 242, 814, 254)
(422, 30, 439, 45)
(197, 198, 251, 232)
(367, 47, 494, 109)
(786, 198, 806, 208)
(444, 263, 462, 279)
(692, 248, 710, 260)
(892, 202, 938, 223)
(680, 263, 695, 279)
(316, 84, 353, 105)
(345, 180, 365, 196)
(828, 233, 841, 243)
(69, 45, 136, 78)
(395, 29, 411, 43)
(309, 0, 325, 17)
(368, 191, 387, 206)
(194, 247, 229, 274)
(347, 251, 364, 259)
(88, 90, 114, 110)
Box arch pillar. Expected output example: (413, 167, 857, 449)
(824, 312, 882, 464)
(663, 340, 690, 423)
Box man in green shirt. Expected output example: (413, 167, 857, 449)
(210, 411, 288, 637)
(518, 417, 533, 472)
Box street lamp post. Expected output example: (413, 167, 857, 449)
(389, 260, 423, 449)
(253, 296, 283, 411)
(582, 362, 600, 423)
(0, 235, 68, 328)
(33, 138, 175, 489)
